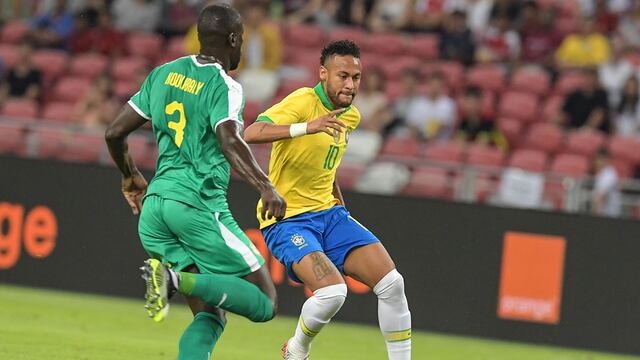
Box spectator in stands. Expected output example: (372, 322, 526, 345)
(475, 14, 521, 63)
(490, 0, 521, 23)
(30, 0, 74, 48)
(594, 0, 619, 34)
(352, 67, 393, 134)
(519, 1, 560, 66)
(68, 11, 94, 53)
(612, 76, 640, 137)
(617, 3, 640, 49)
(236, 1, 283, 103)
(592, 148, 622, 217)
(334, 0, 376, 27)
(392, 68, 423, 135)
(405, 72, 456, 141)
(599, 36, 635, 107)
(410, 0, 461, 32)
(556, 68, 610, 133)
(161, 0, 198, 37)
(439, 10, 475, 65)
(111, 0, 161, 33)
(456, 86, 508, 150)
(0, 42, 42, 103)
(367, 0, 412, 32)
(90, 11, 126, 57)
(466, 0, 494, 33)
(555, 16, 611, 68)
(75, 75, 117, 129)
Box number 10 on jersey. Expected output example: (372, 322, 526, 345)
(323, 145, 340, 170)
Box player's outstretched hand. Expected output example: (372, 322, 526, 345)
(122, 171, 148, 215)
(260, 186, 287, 221)
(306, 108, 346, 136)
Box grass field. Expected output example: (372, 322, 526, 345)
(0, 284, 637, 360)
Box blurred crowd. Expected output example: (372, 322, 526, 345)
(2, 0, 640, 215)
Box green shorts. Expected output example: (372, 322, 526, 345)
(138, 195, 264, 277)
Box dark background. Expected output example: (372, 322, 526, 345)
(1, 156, 638, 354)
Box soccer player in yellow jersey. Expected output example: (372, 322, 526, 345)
(244, 40, 412, 360)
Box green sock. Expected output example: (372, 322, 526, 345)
(178, 272, 274, 322)
(177, 312, 225, 360)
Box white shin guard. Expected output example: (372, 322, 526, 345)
(373, 269, 412, 360)
(288, 284, 348, 355)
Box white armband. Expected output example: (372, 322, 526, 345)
(289, 123, 308, 138)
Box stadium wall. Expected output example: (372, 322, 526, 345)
(0, 156, 638, 355)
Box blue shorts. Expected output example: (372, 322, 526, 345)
(262, 205, 380, 283)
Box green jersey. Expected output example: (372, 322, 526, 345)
(129, 55, 245, 212)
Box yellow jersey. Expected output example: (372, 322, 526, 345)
(255, 82, 361, 228)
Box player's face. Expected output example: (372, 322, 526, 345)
(321, 55, 361, 108)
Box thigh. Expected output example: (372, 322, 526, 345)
(243, 265, 278, 314)
(323, 207, 382, 277)
(138, 195, 193, 271)
(292, 251, 345, 292)
(164, 203, 263, 277)
(262, 218, 325, 284)
(343, 242, 396, 289)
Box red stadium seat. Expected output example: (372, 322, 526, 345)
(521, 122, 564, 154)
(612, 159, 634, 179)
(403, 167, 452, 199)
(328, 27, 366, 46)
(509, 67, 551, 97)
(430, 61, 465, 92)
(42, 102, 77, 123)
(466, 64, 506, 92)
(0, 44, 18, 69)
(466, 144, 505, 168)
(550, 153, 590, 177)
(0, 122, 26, 155)
(498, 91, 539, 123)
(112, 57, 148, 80)
(423, 141, 465, 164)
(380, 136, 420, 157)
(32, 49, 68, 81)
(608, 136, 640, 165)
(58, 132, 104, 163)
(52, 77, 92, 103)
(1, 99, 38, 120)
(336, 162, 366, 190)
(167, 37, 188, 58)
(364, 33, 407, 56)
(564, 129, 605, 157)
(113, 79, 139, 99)
(31, 126, 68, 158)
(508, 149, 548, 172)
(1, 20, 29, 44)
(497, 117, 523, 147)
(541, 95, 564, 122)
(554, 72, 586, 96)
(285, 24, 325, 48)
(379, 56, 420, 79)
(407, 34, 439, 61)
(69, 53, 109, 79)
(128, 32, 163, 61)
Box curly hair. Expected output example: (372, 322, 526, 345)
(320, 40, 361, 66)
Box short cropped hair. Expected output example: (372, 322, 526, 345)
(320, 40, 361, 66)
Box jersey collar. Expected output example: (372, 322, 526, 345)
(313, 82, 351, 116)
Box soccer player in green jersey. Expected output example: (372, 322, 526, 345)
(105, 4, 286, 359)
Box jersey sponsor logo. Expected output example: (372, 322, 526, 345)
(164, 72, 205, 96)
(291, 234, 307, 250)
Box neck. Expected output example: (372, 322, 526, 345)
(197, 51, 229, 72)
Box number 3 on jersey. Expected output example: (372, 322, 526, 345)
(165, 101, 186, 147)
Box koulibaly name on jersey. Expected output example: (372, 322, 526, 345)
(164, 72, 206, 96)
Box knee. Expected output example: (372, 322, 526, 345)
(314, 283, 348, 310)
(373, 269, 406, 301)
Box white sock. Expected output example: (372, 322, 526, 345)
(288, 284, 348, 355)
(374, 269, 412, 360)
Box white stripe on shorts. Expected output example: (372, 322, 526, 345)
(215, 213, 261, 272)
(349, 215, 371, 232)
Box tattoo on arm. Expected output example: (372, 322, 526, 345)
(310, 252, 334, 281)
(258, 122, 268, 134)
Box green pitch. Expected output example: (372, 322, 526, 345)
(0, 284, 637, 360)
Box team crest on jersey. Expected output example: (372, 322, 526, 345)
(333, 130, 341, 144)
(291, 234, 307, 250)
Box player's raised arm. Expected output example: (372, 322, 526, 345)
(105, 105, 149, 215)
(243, 108, 346, 143)
(216, 120, 287, 220)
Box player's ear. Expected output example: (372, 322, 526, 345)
(319, 66, 328, 82)
(228, 32, 238, 48)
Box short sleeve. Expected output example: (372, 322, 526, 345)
(256, 89, 309, 125)
(128, 70, 155, 120)
(209, 77, 244, 132)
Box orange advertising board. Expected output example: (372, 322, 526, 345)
(497, 231, 566, 324)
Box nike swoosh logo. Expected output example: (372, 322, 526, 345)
(216, 293, 228, 307)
